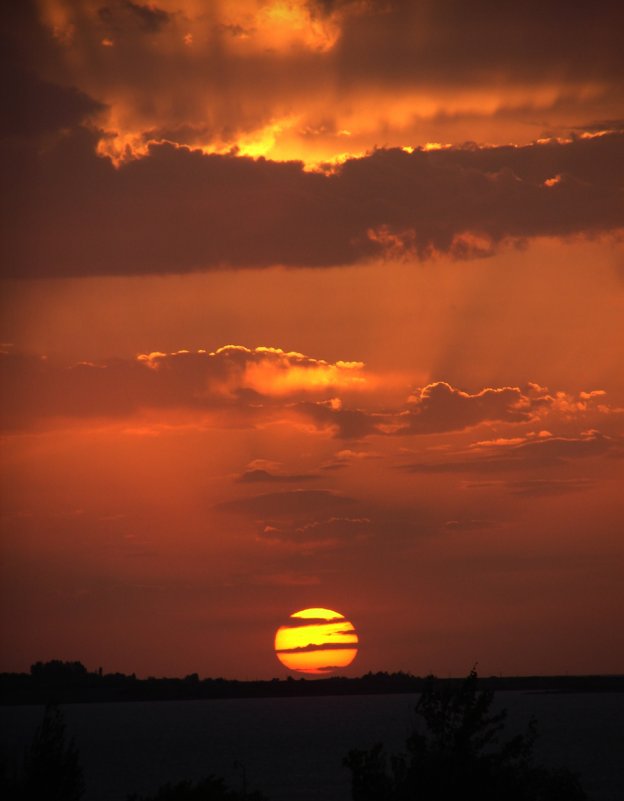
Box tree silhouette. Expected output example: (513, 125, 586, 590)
(344, 669, 589, 801)
(20, 703, 85, 801)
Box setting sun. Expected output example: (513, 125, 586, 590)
(274, 608, 358, 675)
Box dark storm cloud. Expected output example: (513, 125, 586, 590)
(2, 129, 623, 278)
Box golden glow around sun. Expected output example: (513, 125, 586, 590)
(274, 607, 358, 675)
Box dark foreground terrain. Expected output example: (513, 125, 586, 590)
(3, 669, 624, 800)
(5, 670, 620, 800)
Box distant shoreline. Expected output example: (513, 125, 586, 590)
(2, 661, 623, 705)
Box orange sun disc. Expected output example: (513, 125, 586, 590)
(274, 607, 358, 675)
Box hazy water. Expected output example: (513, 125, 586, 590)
(2, 692, 623, 801)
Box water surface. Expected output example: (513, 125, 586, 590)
(2, 692, 623, 801)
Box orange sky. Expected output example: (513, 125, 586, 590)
(1, 0, 623, 679)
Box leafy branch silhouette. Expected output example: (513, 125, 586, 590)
(344, 669, 589, 801)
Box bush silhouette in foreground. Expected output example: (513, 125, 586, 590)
(344, 669, 588, 801)
(126, 775, 269, 801)
(4, 703, 85, 801)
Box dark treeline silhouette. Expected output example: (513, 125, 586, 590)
(344, 669, 589, 800)
(1, 660, 623, 705)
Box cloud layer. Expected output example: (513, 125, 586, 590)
(1, 345, 614, 440)
(399, 430, 621, 474)
(17, 1, 624, 161)
(2, 0, 623, 278)
(2, 129, 622, 278)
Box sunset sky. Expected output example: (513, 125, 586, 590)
(1, 0, 623, 680)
